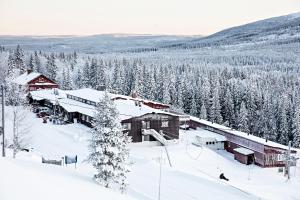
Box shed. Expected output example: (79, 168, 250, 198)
(234, 148, 254, 165)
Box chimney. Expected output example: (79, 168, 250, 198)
(27, 69, 33, 74)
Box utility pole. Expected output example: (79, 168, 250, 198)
(158, 149, 163, 200)
(1, 85, 5, 157)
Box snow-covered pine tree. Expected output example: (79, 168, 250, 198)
(238, 101, 250, 134)
(82, 61, 91, 88)
(61, 67, 73, 90)
(28, 54, 35, 70)
(190, 95, 198, 116)
(14, 45, 26, 74)
(199, 103, 207, 119)
(89, 59, 98, 89)
(46, 53, 58, 82)
(222, 87, 234, 127)
(7, 53, 16, 76)
(278, 96, 289, 145)
(75, 69, 83, 89)
(34, 51, 42, 73)
(88, 92, 131, 191)
(210, 87, 223, 124)
(292, 105, 300, 147)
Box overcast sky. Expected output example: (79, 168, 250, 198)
(0, 0, 300, 36)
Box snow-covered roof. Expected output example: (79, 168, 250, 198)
(59, 98, 175, 120)
(29, 88, 178, 120)
(66, 88, 113, 103)
(30, 89, 67, 104)
(192, 128, 227, 142)
(190, 116, 297, 151)
(234, 147, 254, 156)
(115, 99, 174, 120)
(66, 88, 169, 108)
(13, 72, 41, 85)
(59, 98, 95, 117)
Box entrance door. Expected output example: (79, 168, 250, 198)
(248, 154, 254, 165)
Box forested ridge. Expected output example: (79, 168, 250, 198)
(1, 44, 300, 147)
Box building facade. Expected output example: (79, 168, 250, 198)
(189, 118, 297, 167)
(14, 71, 59, 91)
(121, 113, 179, 142)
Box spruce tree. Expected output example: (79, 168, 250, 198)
(28, 54, 35, 71)
(88, 92, 131, 191)
(238, 101, 250, 134)
(14, 45, 26, 73)
(46, 53, 57, 81)
(292, 106, 300, 147)
(199, 104, 207, 120)
(34, 51, 42, 73)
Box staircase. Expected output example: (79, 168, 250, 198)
(142, 129, 168, 145)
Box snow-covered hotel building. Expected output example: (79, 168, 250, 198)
(28, 88, 180, 143)
(28, 88, 297, 167)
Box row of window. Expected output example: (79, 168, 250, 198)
(67, 94, 97, 106)
(122, 120, 169, 130)
(81, 114, 92, 122)
(205, 141, 223, 145)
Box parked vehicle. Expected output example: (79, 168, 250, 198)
(37, 111, 50, 118)
(34, 106, 50, 114)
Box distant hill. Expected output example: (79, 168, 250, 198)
(1, 12, 300, 53)
(0, 34, 195, 53)
(162, 12, 300, 49)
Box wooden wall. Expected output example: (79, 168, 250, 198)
(122, 113, 179, 142)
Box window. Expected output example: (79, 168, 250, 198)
(123, 123, 131, 130)
(146, 121, 150, 129)
(142, 121, 150, 129)
(277, 154, 284, 161)
(161, 121, 169, 127)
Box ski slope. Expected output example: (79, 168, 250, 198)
(1, 107, 300, 200)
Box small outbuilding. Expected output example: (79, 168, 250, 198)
(233, 147, 254, 165)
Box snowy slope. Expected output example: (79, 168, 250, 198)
(0, 156, 135, 200)
(2, 107, 300, 200)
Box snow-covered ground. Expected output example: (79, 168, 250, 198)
(0, 154, 134, 200)
(1, 107, 300, 200)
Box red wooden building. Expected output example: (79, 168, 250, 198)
(14, 70, 59, 91)
(189, 117, 298, 167)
